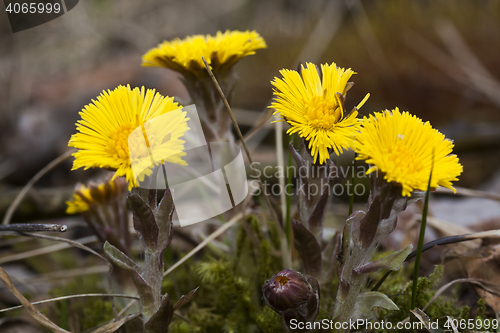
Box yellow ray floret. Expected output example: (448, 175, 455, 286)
(66, 177, 127, 214)
(355, 108, 463, 196)
(142, 30, 266, 73)
(271, 62, 368, 164)
(68, 85, 190, 190)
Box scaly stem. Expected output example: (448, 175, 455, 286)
(332, 175, 411, 332)
(143, 248, 163, 320)
(333, 238, 379, 329)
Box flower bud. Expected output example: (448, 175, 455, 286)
(262, 269, 320, 322)
(66, 176, 131, 256)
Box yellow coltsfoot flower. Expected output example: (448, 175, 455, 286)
(271, 62, 368, 164)
(355, 108, 463, 196)
(66, 176, 132, 258)
(142, 30, 266, 75)
(66, 177, 127, 214)
(142, 30, 266, 143)
(69, 85, 189, 190)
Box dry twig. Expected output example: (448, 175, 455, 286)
(2, 149, 75, 225)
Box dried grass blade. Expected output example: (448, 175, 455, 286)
(163, 211, 245, 277)
(0, 293, 139, 313)
(436, 186, 500, 203)
(410, 308, 446, 333)
(422, 278, 500, 312)
(0, 235, 98, 265)
(2, 149, 75, 225)
(0, 267, 70, 333)
(90, 314, 139, 333)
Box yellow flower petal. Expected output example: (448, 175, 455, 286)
(69, 85, 189, 190)
(355, 108, 463, 196)
(66, 177, 127, 214)
(142, 30, 266, 74)
(270, 62, 366, 164)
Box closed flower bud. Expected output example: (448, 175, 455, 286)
(262, 269, 320, 322)
(66, 176, 131, 256)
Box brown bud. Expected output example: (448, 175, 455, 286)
(262, 269, 320, 322)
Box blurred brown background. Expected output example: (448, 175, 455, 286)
(1, 0, 500, 219)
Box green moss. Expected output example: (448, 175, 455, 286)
(81, 298, 114, 330)
(192, 255, 258, 331)
(477, 298, 486, 319)
(255, 306, 283, 333)
(176, 302, 223, 333)
(197, 258, 232, 285)
(48, 274, 113, 331)
(166, 215, 284, 332)
(460, 305, 471, 320)
(377, 265, 473, 327)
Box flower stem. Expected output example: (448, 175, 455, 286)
(410, 156, 433, 310)
(142, 249, 163, 321)
(285, 138, 293, 245)
(333, 244, 369, 328)
(349, 154, 357, 216)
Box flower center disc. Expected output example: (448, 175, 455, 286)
(276, 276, 290, 286)
(387, 137, 419, 175)
(106, 122, 135, 165)
(106, 120, 154, 165)
(304, 96, 341, 130)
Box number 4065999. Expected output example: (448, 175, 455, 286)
(444, 318, 499, 331)
(5, 2, 61, 14)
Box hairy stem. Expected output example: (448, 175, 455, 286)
(332, 176, 412, 332)
(143, 248, 163, 320)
